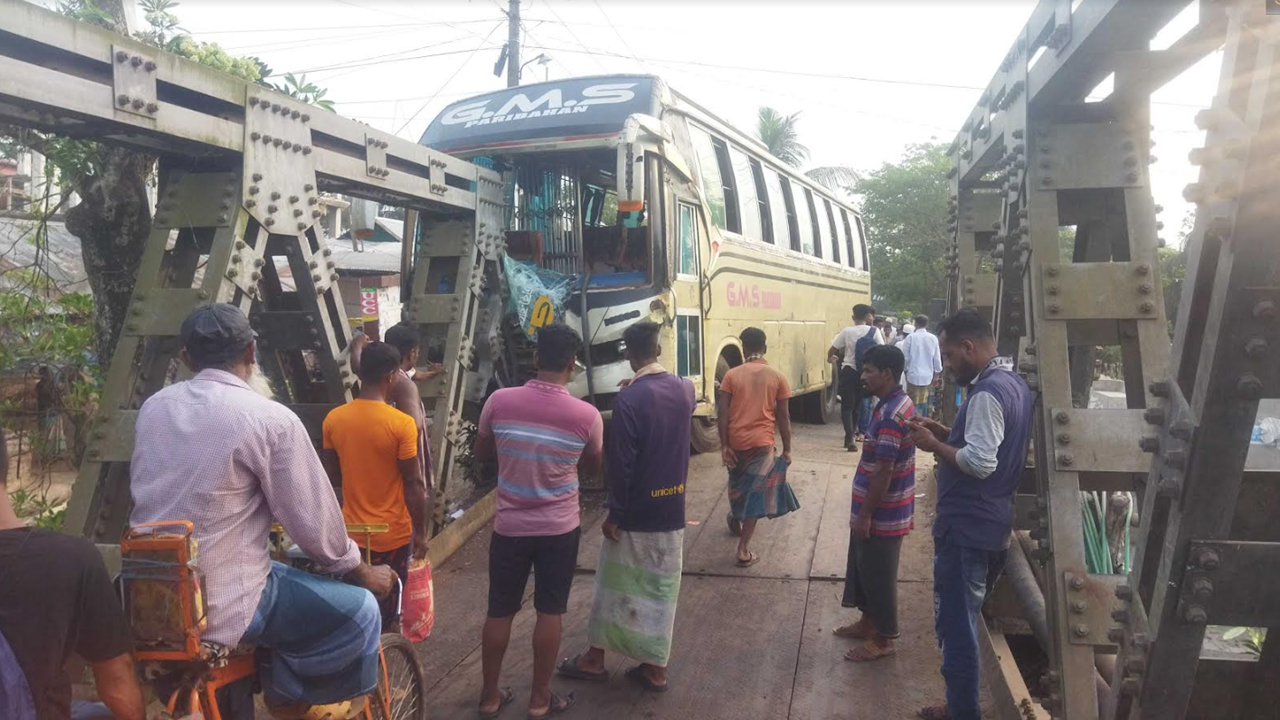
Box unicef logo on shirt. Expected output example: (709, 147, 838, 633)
(650, 483, 686, 498)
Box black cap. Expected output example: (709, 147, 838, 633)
(180, 303, 256, 368)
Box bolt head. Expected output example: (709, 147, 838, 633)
(1069, 575, 1085, 591)
(1244, 337, 1269, 358)
(1238, 374, 1264, 399)
(1184, 605, 1208, 624)
(1072, 624, 1090, 638)
(132, 98, 145, 110)
(1071, 600, 1086, 613)
(1197, 549, 1221, 570)
(1253, 300, 1278, 321)
(1149, 380, 1171, 397)
(115, 50, 129, 62)
(146, 103, 159, 113)
(145, 60, 157, 72)
(1115, 584, 1134, 601)
(117, 94, 129, 106)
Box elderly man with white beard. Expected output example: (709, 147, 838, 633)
(130, 304, 396, 717)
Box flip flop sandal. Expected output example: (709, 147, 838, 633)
(726, 512, 742, 536)
(832, 623, 867, 639)
(527, 691, 576, 719)
(844, 639, 896, 662)
(556, 656, 608, 681)
(625, 665, 670, 693)
(735, 551, 760, 568)
(918, 706, 951, 720)
(479, 687, 515, 719)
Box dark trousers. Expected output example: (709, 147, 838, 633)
(842, 532, 903, 638)
(839, 366, 865, 443)
(368, 542, 412, 630)
(933, 533, 1007, 720)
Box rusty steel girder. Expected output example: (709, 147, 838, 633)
(944, 1, 1280, 719)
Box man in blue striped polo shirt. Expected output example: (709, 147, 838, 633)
(834, 344, 915, 662)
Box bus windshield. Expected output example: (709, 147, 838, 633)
(493, 150, 649, 289)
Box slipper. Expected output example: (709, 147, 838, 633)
(918, 706, 950, 720)
(735, 551, 760, 568)
(527, 691, 576, 719)
(556, 657, 608, 682)
(844, 639, 896, 662)
(479, 687, 515, 719)
(832, 623, 867, 639)
(625, 665, 669, 693)
(726, 512, 742, 537)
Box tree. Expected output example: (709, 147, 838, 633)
(854, 142, 951, 313)
(756, 107, 809, 167)
(804, 166, 860, 194)
(2, 0, 331, 366)
(273, 73, 336, 112)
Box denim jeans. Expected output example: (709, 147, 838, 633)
(933, 533, 1007, 720)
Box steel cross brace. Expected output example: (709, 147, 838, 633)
(0, 0, 504, 542)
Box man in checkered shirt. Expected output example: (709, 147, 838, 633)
(131, 304, 395, 713)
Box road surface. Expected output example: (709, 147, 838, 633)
(417, 420, 994, 719)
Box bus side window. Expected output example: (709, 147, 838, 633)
(803, 187, 823, 259)
(677, 203, 698, 278)
(776, 174, 801, 253)
(840, 209, 858, 269)
(727, 144, 761, 242)
(823, 198, 841, 266)
(676, 314, 702, 378)
(854, 215, 870, 271)
(710, 137, 742, 235)
(748, 158, 774, 245)
(690, 126, 728, 232)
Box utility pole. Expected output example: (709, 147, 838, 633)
(506, 0, 520, 87)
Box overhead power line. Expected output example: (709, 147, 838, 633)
(591, 0, 647, 72)
(191, 19, 501, 35)
(276, 44, 501, 77)
(394, 21, 507, 136)
(540, 0, 608, 75)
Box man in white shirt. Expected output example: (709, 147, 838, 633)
(828, 304, 885, 450)
(897, 315, 942, 417)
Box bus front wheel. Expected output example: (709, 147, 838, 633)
(691, 417, 720, 454)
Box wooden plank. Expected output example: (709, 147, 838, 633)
(789, 579, 966, 719)
(980, 622, 1051, 720)
(424, 575, 807, 719)
(809, 463, 850, 580)
(682, 458, 828, 580)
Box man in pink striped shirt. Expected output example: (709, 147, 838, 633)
(474, 323, 604, 719)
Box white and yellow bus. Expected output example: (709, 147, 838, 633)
(422, 75, 872, 449)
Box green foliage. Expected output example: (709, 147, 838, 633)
(272, 73, 336, 112)
(7, 489, 67, 531)
(854, 142, 951, 313)
(756, 107, 808, 167)
(54, 0, 116, 28)
(804, 166, 859, 194)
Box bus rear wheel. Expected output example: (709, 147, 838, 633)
(798, 366, 841, 425)
(691, 417, 720, 454)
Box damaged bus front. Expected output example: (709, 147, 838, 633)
(422, 75, 677, 415)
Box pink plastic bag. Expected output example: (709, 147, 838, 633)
(402, 559, 435, 643)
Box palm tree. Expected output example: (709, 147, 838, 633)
(756, 107, 859, 193)
(756, 107, 809, 167)
(804, 166, 861, 193)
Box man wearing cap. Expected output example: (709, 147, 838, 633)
(131, 304, 397, 716)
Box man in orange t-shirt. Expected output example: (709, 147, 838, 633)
(323, 342, 427, 633)
(717, 327, 800, 568)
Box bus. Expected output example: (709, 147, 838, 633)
(422, 75, 872, 450)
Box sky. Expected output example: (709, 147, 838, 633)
(83, 0, 1222, 245)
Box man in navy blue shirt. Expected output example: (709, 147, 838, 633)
(558, 321, 695, 693)
(907, 310, 1032, 720)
